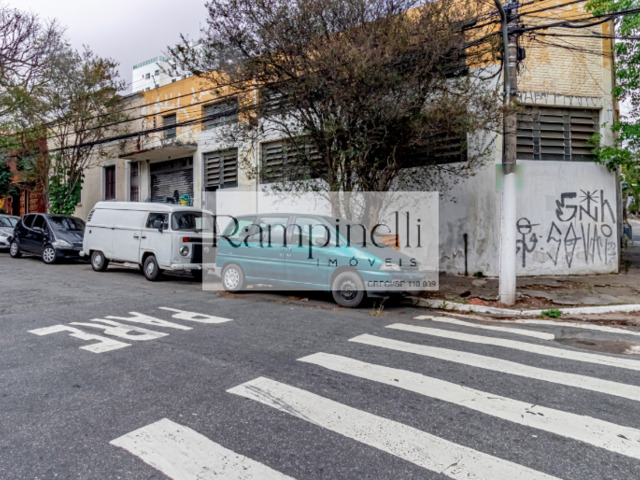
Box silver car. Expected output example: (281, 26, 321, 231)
(0, 214, 19, 250)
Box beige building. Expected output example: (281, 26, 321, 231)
(75, 1, 620, 277)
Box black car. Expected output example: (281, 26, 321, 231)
(10, 213, 85, 264)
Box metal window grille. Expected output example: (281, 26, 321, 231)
(203, 99, 239, 130)
(205, 149, 239, 188)
(516, 107, 599, 161)
(163, 113, 177, 139)
(261, 139, 322, 182)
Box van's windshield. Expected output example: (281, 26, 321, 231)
(172, 211, 215, 232)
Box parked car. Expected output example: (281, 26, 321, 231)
(10, 213, 85, 263)
(0, 214, 19, 250)
(215, 214, 427, 308)
(83, 202, 216, 281)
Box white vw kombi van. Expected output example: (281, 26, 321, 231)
(83, 202, 216, 281)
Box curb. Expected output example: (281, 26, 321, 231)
(413, 298, 640, 317)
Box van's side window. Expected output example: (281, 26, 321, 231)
(146, 213, 169, 230)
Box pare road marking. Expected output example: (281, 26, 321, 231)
(29, 307, 232, 354)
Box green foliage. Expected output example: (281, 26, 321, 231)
(48, 167, 83, 215)
(0, 159, 14, 197)
(586, 1, 640, 214)
(540, 308, 562, 319)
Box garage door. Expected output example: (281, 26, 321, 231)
(150, 157, 194, 206)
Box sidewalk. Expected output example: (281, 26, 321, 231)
(419, 243, 640, 314)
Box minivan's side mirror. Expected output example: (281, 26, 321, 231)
(153, 219, 164, 232)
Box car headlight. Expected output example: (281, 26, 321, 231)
(180, 246, 190, 257)
(380, 263, 401, 271)
(0, 232, 9, 238)
(52, 239, 72, 248)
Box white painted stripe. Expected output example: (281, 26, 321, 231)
(387, 323, 640, 371)
(414, 297, 640, 317)
(158, 307, 232, 324)
(110, 418, 293, 480)
(414, 316, 555, 340)
(349, 334, 640, 403)
(299, 353, 640, 460)
(486, 317, 640, 338)
(229, 377, 560, 480)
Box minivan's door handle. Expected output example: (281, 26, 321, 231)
(133, 235, 140, 239)
(141, 236, 147, 239)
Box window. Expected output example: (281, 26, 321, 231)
(171, 211, 215, 232)
(49, 216, 84, 232)
(104, 165, 116, 200)
(203, 99, 239, 130)
(163, 113, 177, 139)
(260, 86, 290, 114)
(154, 70, 160, 76)
(22, 214, 34, 228)
(145, 73, 150, 79)
(205, 149, 238, 189)
(77, 186, 82, 205)
(130, 162, 139, 202)
(32, 215, 45, 230)
(261, 139, 322, 182)
(289, 217, 332, 247)
(222, 216, 257, 242)
(146, 213, 169, 230)
(248, 216, 289, 245)
(517, 107, 599, 161)
(403, 130, 468, 167)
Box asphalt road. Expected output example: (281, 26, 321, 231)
(1, 253, 640, 479)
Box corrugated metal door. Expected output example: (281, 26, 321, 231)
(150, 157, 194, 205)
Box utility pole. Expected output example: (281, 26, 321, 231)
(495, 0, 519, 305)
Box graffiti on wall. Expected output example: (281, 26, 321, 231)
(516, 189, 617, 270)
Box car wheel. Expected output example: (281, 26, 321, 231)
(91, 250, 109, 272)
(143, 255, 162, 281)
(331, 271, 366, 308)
(9, 241, 21, 258)
(42, 245, 57, 264)
(222, 263, 245, 292)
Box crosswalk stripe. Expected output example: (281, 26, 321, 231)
(349, 334, 640, 402)
(473, 317, 640, 338)
(299, 353, 640, 460)
(414, 315, 555, 340)
(110, 418, 293, 480)
(228, 377, 561, 480)
(387, 323, 640, 371)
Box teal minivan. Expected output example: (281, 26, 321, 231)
(215, 214, 428, 307)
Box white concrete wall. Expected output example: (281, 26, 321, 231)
(438, 160, 619, 277)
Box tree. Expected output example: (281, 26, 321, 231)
(0, 6, 63, 205)
(44, 47, 127, 214)
(0, 5, 126, 214)
(586, 0, 640, 216)
(172, 0, 501, 222)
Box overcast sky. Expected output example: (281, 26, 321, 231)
(6, 0, 208, 92)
